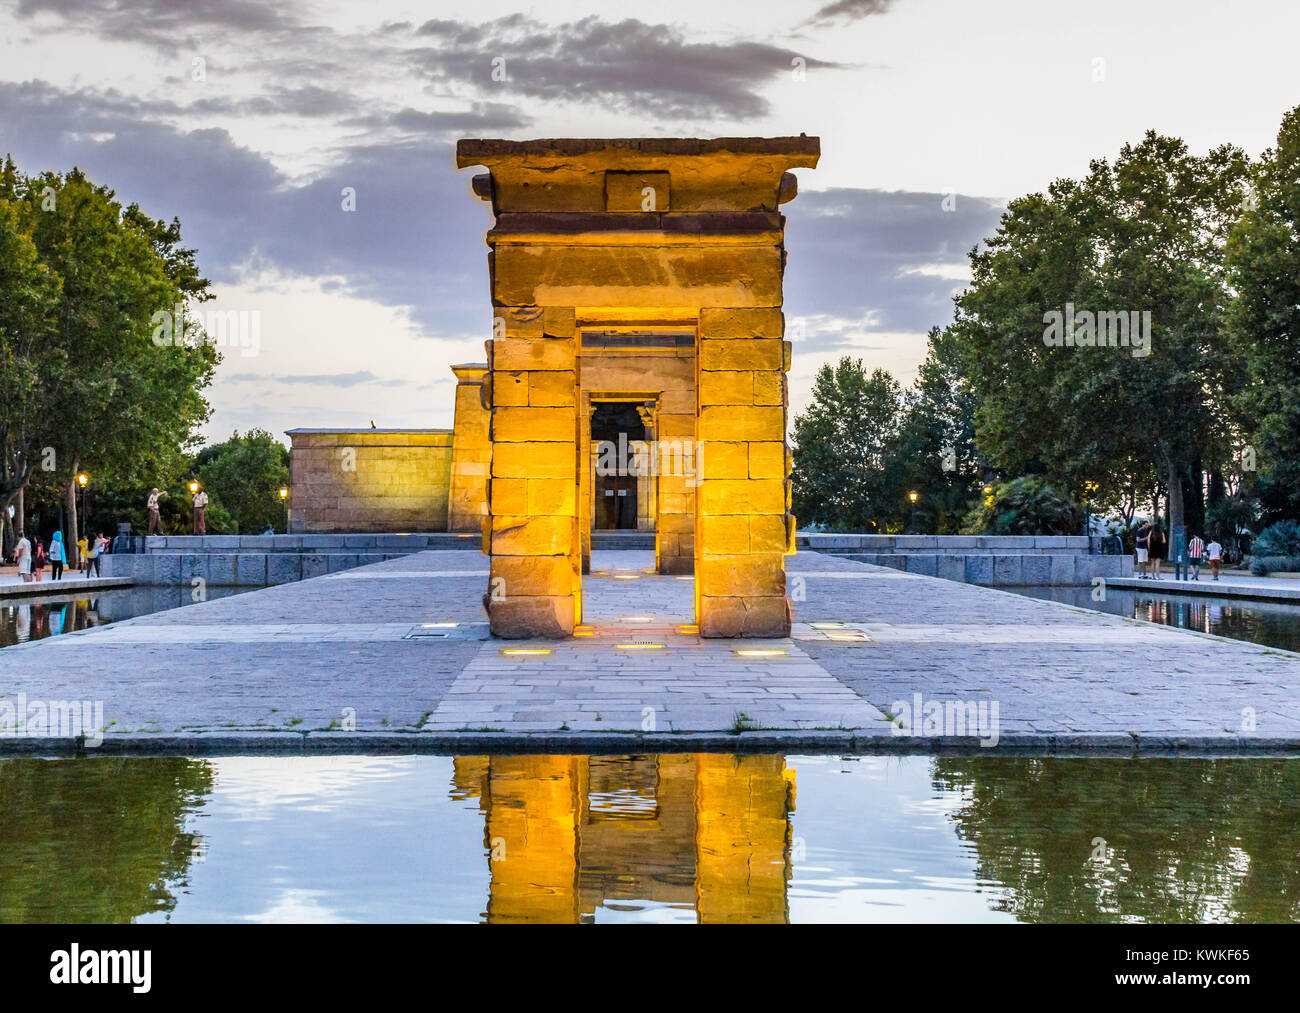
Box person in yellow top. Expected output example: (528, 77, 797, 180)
(76, 535, 88, 572)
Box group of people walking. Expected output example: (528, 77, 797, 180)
(11, 485, 209, 583)
(1134, 522, 1221, 581)
(12, 529, 108, 583)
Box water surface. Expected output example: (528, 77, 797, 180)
(1, 754, 1296, 923)
(1008, 584, 1300, 653)
(1, 586, 253, 649)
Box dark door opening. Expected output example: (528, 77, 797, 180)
(591, 403, 648, 531)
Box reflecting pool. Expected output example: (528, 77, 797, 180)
(0, 586, 253, 649)
(1007, 584, 1300, 653)
(2, 754, 1297, 923)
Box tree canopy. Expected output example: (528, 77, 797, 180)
(0, 157, 217, 553)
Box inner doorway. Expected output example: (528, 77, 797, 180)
(582, 398, 694, 627)
(590, 402, 649, 531)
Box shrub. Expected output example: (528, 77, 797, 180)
(1245, 554, 1300, 575)
(1253, 520, 1300, 558)
(961, 476, 1082, 535)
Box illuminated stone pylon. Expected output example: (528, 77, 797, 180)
(459, 754, 795, 923)
(457, 137, 819, 637)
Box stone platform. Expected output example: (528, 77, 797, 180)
(2, 549, 1298, 754)
(0, 575, 132, 599)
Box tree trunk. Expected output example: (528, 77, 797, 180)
(1166, 462, 1185, 534)
(1188, 458, 1204, 534)
(15, 485, 23, 537)
(65, 469, 79, 569)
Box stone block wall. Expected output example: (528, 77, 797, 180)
(448, 364, 490, 531)
(287, 429, 453, 533)
(484, 306, 582, 637)
(695, 307, 794, 637)
(458, 136, 819, 637)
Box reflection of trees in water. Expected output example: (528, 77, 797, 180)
(0, 757, 213, 922)
(933, 758, 1300, 923)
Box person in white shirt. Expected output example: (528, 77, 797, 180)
(192, 488, 209, 535)
(1188, 534, 1205, 581)
(1206, 539, 1223, 581)
(14, 531, 32, 582)
(146, 487, 168, 535)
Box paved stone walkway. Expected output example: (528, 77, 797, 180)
(0, 575, 131, 598)
(1, 548, 1298, 751)
(1109, 572, 1300, 602)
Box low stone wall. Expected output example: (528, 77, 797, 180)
(831, 552, 1132, 585)
(798, 533, 1107, 554)
(133, 534, 477, 553)
(99, 532, 480, 585)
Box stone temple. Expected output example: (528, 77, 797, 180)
(287, 136, 819, 639)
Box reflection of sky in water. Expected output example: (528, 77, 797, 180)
(785, 756, 1009, 923)
(144, 756, 488, 923)
(137, 755, 1010, 924)
(8, 754, 1293, 923)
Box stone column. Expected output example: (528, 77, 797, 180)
(448, 363, 489, 531)
(694, 754, 794, 923)
(486, 305, 581, 637)
(484, 755, 586, 923)
(635, 405, 657, 533)
(695, 307, 793, 636)
(655, 393, 696, 575)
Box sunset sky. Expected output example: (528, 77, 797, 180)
(2, 0, 1296, 442)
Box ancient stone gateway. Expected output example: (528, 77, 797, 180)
(456, 136, 820, 638)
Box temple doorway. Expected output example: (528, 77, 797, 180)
(590, 402, 654, 532)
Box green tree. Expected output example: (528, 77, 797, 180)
(1226, 104, 1300, 522)
(895, 326, 985, 533)
(196, 429, 289, 534)
(0, 162, 61, 555)
(0, 159, 217, 559)
(792, 357, 907, 531)
(955, 132, 1251, 535)
(0, 161, 218, 561)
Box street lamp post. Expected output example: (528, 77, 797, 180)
(76, 473, 89, 570)
(908, 490, 918, 534)
(279, 487, 289, 534)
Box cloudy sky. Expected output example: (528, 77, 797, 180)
(2, 0, 1296, 442)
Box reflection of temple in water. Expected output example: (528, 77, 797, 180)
(451, 754, 797, 923)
